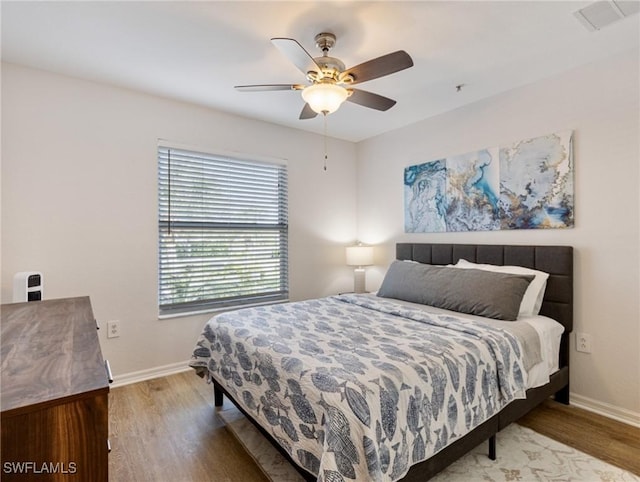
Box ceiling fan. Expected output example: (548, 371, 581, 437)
(235, 32, 414, 119)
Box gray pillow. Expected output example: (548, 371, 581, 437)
(377, 260, 534, 321)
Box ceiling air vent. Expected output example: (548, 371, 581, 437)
(574, 0, 640, 31)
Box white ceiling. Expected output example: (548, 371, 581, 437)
(2, 1, 639, 142)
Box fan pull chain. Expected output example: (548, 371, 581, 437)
(323, 113, 328, 171)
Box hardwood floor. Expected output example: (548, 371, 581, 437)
(519, 399, 640, 476)
(109, 371, 640, 481)
(109, 371, 268, 482)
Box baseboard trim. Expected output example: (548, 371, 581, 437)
(111, 360, 192, 388)
(571, 392, 640, 428)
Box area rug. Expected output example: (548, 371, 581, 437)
(218, 406, 639, 482)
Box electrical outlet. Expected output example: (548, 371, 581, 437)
(576, 332, 592, 353)
(107, 320, 121, 339)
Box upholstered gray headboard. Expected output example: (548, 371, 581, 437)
(396, 243, 574, 365)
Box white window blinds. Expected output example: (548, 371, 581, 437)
(158, 146, 288, 315)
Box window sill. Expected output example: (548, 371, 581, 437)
(158, 298, 290, 320)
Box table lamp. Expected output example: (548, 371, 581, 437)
(346, 244, 374, 293)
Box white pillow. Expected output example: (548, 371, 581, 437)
(454, 259, 549, 317)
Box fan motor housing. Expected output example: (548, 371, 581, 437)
(309, 56, 345, 82)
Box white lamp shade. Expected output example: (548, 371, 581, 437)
(301, 83, 349, 114)
(346, 245, 374, 267)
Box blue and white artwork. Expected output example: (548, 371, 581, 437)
(499, 130, 574, 229)
(445, 148, 500, 232)
(404, 160, 447, 233)
(404, 130, 574, 232)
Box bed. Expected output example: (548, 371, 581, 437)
(190, 243, 573, 481)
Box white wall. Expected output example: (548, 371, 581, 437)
(1, 63, 358, 377)
(356, 49, 640, 419)
(3, 49, 639, 422)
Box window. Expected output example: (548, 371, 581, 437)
(158, 145, 288, 315)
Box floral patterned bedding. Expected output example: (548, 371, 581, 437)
(190, 294, 528, 482)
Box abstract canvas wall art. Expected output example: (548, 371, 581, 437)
(445, 147, 500, 232)
(404, 160, 447, 233)
(499, 130, 574, 229)
(404, 130, 573, 233)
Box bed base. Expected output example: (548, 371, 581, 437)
(213, 380, 317, 481)
(213, 367, 567, 481)
(212, 380, 495, 480)
(211, 243, 573, 481)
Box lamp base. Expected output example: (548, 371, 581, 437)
(353, 268, 366, 294)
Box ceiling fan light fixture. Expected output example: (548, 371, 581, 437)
(301, 83, 349, 115)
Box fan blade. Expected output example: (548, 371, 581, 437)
(299, 103, 318, 120)
(347, 89, 397, 111)
(271, 38, 321, 76)
(235, 84, 304, 92)
(341, 50, 413, 85)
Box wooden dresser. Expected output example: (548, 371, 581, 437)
(1, 297, 110, 481)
